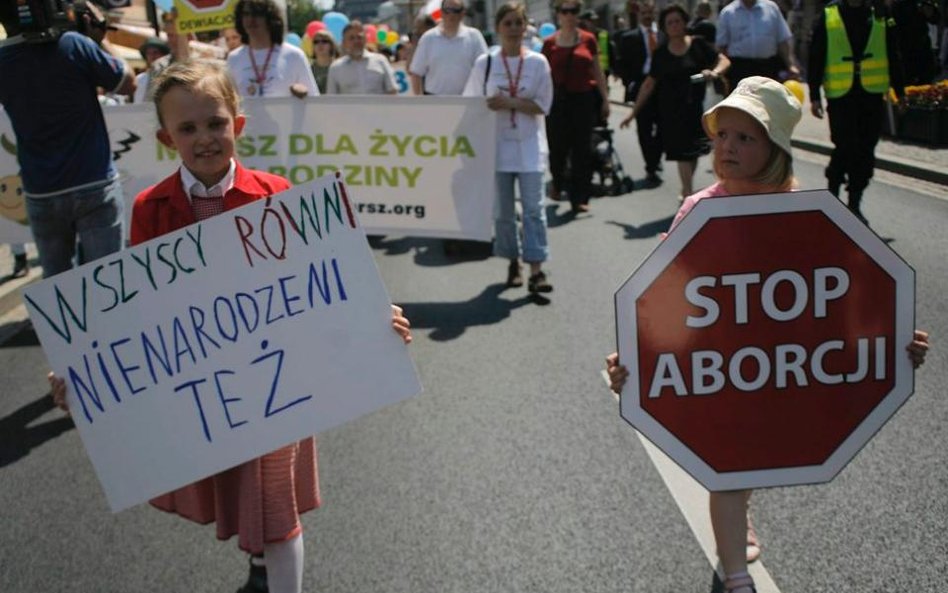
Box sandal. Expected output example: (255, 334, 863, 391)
(723, 571, 756, 593)
(506, 260, 523, 288)
(746, 514, 761, 563)
(528, 271, 552, 293)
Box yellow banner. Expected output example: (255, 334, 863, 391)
(173, 0, 237, 34)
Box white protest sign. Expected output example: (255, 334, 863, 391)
(0, 97, 495, 244)
(23, 175, 422, 512)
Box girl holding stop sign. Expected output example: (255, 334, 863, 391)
(606, 77, 930, 593)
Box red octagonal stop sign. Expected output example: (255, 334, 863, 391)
(615, 190, 915, 490)
(179, 0, 230, 11)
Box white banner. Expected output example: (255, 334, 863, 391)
(0, 96, 496, 244)
(23, 176, 422, 512)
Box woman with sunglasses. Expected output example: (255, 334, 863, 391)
(309, 30, 339, 94)
(464, 1, 555, 292)
(227, 0, 319, 98)
(542, 0, 610, 214)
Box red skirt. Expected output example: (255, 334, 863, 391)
(150, 437, 320, 554)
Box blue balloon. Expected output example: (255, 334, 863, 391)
(154, 0, 173, 12)
(538, 22, 556, 38)
(286, 32, 302, 47)
(322, 11, 350, 44)
(532, 39, 543, 52)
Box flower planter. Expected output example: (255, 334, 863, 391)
(897, 108, 948, 146)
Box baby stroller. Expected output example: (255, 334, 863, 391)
(590, 126, 634, 197)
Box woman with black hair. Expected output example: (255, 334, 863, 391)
(226, 0, 319, 98)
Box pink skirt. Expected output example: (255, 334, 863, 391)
(150, 437, 320, 554)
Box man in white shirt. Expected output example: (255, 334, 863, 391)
(408, 0, 488, 95)
(327, 21, 397, 95)
(716, 0, 800, 88)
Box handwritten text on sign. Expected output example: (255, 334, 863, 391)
(24, 175, 421, 512)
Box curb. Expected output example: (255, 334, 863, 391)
(0, 267, 41, 320)
(791, 138, 948, 187)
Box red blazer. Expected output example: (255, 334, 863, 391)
(130, 161, 291, 246)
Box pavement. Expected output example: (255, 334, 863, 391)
(1, 91, 945, 321)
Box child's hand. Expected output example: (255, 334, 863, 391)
(907, 329, 929, 369)
(48, 372, 70, 414)
(391, 304, 412, 344)
(606, 352, 628, 394)
(289, 83, 309, 99)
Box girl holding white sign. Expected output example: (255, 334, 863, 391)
(463, 1, 555, 293)
(605, 77, 930, 593)
(48, 60, 413, 593)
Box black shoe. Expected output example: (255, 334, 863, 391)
(240, 557, 268, 593)
(645, 172, 662, 187)
(12, 253, 28, 278)
(506, 259, 523, 287)
(528, 271, 553, 293)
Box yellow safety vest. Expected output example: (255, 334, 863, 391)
(597, 29, 610, 72)
(824, 4, 890, 98)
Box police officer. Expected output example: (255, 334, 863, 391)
(808, 0, 904, 223)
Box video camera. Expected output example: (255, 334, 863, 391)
(12, 0, 109, 44)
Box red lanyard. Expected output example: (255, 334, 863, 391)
(500, 49, 524, 128)
(248, 45, 276, 96)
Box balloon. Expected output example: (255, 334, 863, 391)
(532, 39, 543, 52)
(301, 35, 313, 57)
(364, 24, 377, 40)
(305, 20, 325, 38)
(386, 31, 399, 46)
(154, 0, 173, 11)
(538, 22, 556, 38)
(430, 8, 442, 21)
(286, 33, 302, 48)
(377, 29, 388, 44)
(322, 11, 349, 43)
(783, 79, 805, 105)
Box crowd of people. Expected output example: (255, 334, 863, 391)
(0, 0, 939, 592)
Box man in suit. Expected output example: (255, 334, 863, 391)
(616, 1, 663, 184)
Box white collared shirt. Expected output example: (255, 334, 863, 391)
(179, 159, 236, 202)
(640, 23, 659, 76)
(716, 0, 792, 59)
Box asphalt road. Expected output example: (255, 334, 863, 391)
(1, 110, 945, 593)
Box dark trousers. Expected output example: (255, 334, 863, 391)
(546, 90, 596, 206)
(635, 99, 663, 175)
(826, 91, 885, 203)
(726, 56, 783, 91)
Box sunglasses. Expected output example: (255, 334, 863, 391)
(558, 6, 580, 14)
(442, 6, 464, 14)
(314, 39, 333, 44)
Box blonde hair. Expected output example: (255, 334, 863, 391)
(152, 59, 240, 127)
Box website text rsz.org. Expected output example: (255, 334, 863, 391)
(356, 202, 426, 219)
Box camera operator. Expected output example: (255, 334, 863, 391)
(0, 1, 134, 278)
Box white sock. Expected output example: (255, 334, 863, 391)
(263, 533, 304, 593)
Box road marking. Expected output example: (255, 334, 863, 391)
(600, 370, 781, 593)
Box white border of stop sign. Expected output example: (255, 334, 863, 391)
(614, 190, 916, 491)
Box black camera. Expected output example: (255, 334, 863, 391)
(13, 0, 108, 44)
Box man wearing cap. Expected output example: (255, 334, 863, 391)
(808, 0, 904, 222)
(0, 1, 134, 277)
(408, 0, 487, 96)
(715, 0, 800, 88)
